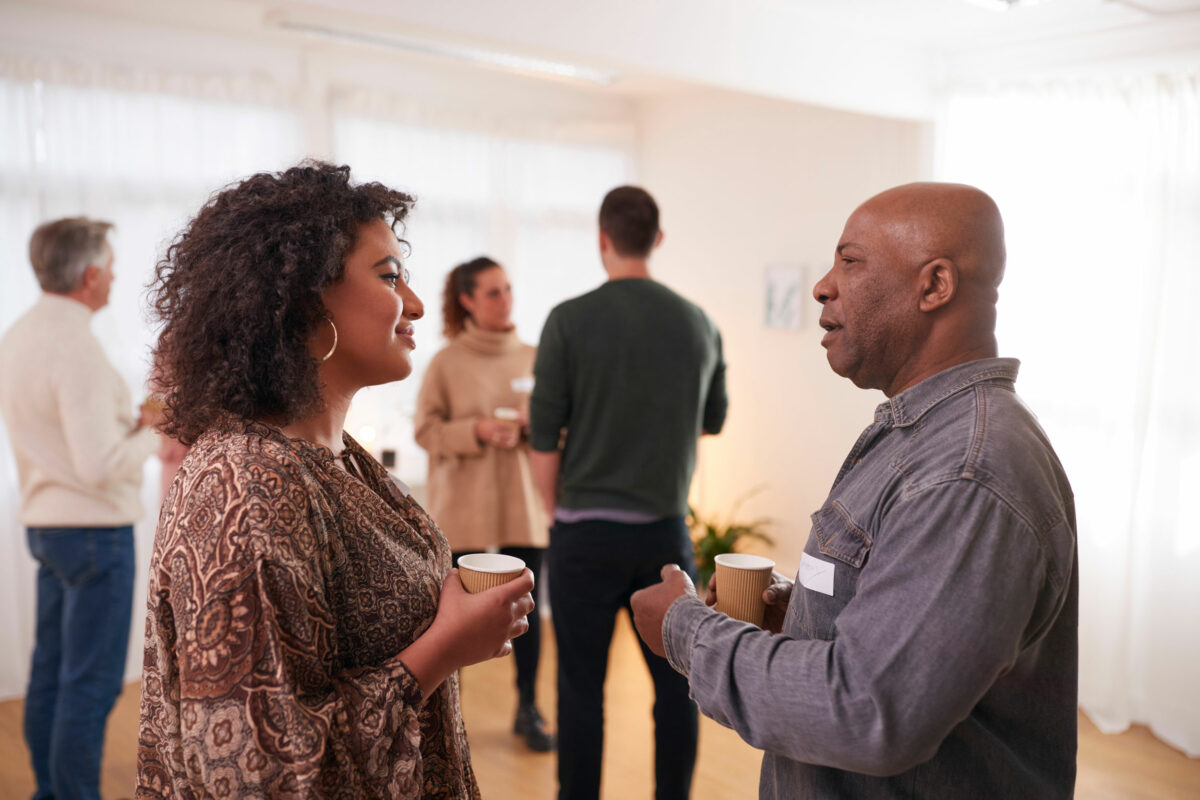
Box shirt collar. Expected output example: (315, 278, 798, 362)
(874, 357, 1021, 428)
(37, 292, 94, 328)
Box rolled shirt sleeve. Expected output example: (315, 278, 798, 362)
(662, 480, 1054, 777)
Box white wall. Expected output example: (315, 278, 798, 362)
(638, 88, 932, 573)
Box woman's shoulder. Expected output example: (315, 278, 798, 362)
(187, 420, 314, 484)
(164, 421, 322, 554)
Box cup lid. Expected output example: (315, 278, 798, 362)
(457, 552, 526, 573)
(714, 553, 775, 570)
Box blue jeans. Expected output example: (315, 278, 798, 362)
(24, 526, 135, 800)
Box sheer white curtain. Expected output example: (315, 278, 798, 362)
(332, 105, 636, 488)
(0, 67, 303, 698)
(936, 74, 1200, 756)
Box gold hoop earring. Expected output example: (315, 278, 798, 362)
(319, 318, 338, 362)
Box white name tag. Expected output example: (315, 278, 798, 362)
(798, 552, 835, 596)
(511, 376, 535, 393)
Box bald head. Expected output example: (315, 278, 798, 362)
(814, 182, 1007, 396)
(858, 182, 1006, 296)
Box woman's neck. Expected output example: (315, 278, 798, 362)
(277, 386, 353, 455)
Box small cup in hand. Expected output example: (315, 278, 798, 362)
(457, 553, 526, 594)
(493, 407, 520, 423)
(714, 553, 776, 627)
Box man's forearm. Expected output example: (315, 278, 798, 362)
(529, 450, 561, 520)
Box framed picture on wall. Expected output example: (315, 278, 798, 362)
(764, 263, 807, 330)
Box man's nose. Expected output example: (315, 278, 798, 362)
(813, 270, 835, 304)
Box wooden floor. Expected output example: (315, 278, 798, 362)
(1, 614, 1197, 799)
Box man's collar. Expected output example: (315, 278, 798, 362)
(874, 358, 1020, 428)
(38, 292, 95, 324)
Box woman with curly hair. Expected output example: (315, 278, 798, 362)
(136, 161, 533, 800)
(414, 257, 553, 752)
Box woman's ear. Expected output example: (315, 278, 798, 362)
(459, 292, 476, 316)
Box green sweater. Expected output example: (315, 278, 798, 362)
(529, 278, 727, 517)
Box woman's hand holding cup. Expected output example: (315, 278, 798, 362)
(429, 566, 535, 667)
(399, 565, 534, 702)
(475, 417, 520, 449)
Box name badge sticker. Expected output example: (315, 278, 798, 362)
(798, 552, 835, 597)
(511, 376, 535, 393)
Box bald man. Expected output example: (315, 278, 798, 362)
(631, 183, 1078, 798)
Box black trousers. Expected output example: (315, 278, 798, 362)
(453, 545, 546, 704)
(548, 517, 699, 800)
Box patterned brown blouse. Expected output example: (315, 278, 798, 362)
(136, 419, 480, 799)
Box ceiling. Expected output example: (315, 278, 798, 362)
(7, 0, 1200, 119)
(779, 0, 1200, 50)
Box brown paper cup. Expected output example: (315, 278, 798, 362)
(457, 553, 526, 594)
(715, 553, 775, 626)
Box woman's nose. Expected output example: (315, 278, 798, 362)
(403, 286, 425, 320)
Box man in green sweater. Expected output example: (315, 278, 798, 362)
(530, 185, 728, 800)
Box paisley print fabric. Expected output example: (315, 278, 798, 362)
(136, 418, 480, 799)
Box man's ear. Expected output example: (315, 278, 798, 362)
(78, 263, 101, 291)
(653, 229, 664, 250)
(918, 259, 957, 312)
(598, 230, 610, 254)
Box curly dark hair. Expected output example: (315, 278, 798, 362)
(149, 161, 415, 445)
(441, 255, 500, 339)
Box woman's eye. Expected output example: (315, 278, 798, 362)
(382, 273, 400, 286)
(402, 267, 411, 284)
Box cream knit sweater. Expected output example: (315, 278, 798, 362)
(0, 294, 157, 526)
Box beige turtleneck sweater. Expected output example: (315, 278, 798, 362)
(414, 320, 547, 551)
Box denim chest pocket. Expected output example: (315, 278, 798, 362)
(811, 500, 873, 568)
(794, 501, 874, 641)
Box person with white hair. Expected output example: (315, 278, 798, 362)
(0, 217, 160, 800)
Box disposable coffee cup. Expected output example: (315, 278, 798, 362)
(714, 553, 776, 627)
(457, 553, 526, 594)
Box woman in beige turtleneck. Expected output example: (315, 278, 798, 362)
(414, 256, 553, 752)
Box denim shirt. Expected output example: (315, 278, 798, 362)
(663, 358, 1078, 798)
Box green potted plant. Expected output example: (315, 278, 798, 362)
(689, 488, 774, 594)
